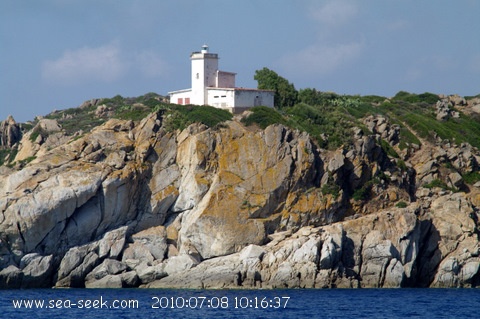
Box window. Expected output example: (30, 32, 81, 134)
(185, 98, 190, 104)
(178, 98, 183, 105)
(196, 73, 199, 79)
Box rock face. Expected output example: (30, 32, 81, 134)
(1, 110, 479, 289)
(148, 195, 479, 289)
(0, 116, 22, 148)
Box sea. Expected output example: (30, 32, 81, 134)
(1, 288, 479, 319)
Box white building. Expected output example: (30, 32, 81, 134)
(169, 45, 274, 113)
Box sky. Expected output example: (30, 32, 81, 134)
(1, 0, 479, 122)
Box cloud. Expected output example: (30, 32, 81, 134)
(279, 41, 364, 75)
(278, 0, 362, 76)
(42, 42, 170, 84)
(42, 42, 126, 84)
(310, 0, 358, 26)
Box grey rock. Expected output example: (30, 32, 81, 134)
(122, 243, 155, 264)
(328, 151, 344, 173)
(121, 271, 139, 287)
(460, 261, 480, 283)
(21, 254, 54, 288)
(0, 265, 24, 289)
(85, 259, 127, 282)
(56, 245, 100, 287)
(136, 262, 167, 284)
(131, 226, 168, 261)
(0, 115, 22, 147)
(85, 274, 123, 288)
(448, 172, 463, 188)
(105, 150, 126, 169)
(164, 254, 199, 275)
(239, 244, 265, 261)
(98, 226, 128, 259)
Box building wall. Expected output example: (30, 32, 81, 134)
(206, 88, 235, 110)
(216, 71, 235, 88)
(191, 52, 218, 105)
(234, 90, 274, 108)
(170, 90, 192, 105)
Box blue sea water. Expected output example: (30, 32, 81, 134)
(1, 288, 479, 319)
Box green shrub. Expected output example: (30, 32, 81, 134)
(465, 94, 480, 100)
(0, 149, 16, 166)
(185, 105, 233, 128)
(162, 109, 190, 132)
(352, 186, 370, 201)
(29, 126, 49, 142)
(241, 106, 287, 129)
(102, 94, 125, 105)
(397, 159, 408, 172)
(115, 104, 151, 121)
(424, 179, 448, 189)
(463, 171, 480, 185)
(329, 95, 361, 108)
(162, 105, 233, 132)
(396, 201, 408, 208)
(392, 91, 438, 104)
(321, 182, 341, 199)
(417, 92, 440, 104)
(380, 139, 399, 158)
(359, 95, 387, 104)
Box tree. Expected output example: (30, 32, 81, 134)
(298, 88, 322, 106)
(254, 67, 298, 108)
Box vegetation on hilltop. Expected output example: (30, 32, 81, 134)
(251, 68, 480, 150)
(254, 67, 297, 108)
(40, 93, 232, 135)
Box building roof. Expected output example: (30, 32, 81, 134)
(168, 88, 191, 95)
(206, 87, 275, 93)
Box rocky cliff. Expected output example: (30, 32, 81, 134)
(0, 96, 479, 289)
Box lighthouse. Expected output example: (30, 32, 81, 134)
(190, 45, 220, 105)
(169, 45, 274, 113)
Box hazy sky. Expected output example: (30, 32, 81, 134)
(1, 0, 479, 122)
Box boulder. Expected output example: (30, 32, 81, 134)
(98, 226, 128, 259)
(85, 274, 123, 288)
(85, 259, 127, 282)
(122, 243, 155, 264)
(164, 254, 199, 275)
(55, 244, 100, 288)
(0, 265, 23, 289)
(131, 226, 168, 261)
(136, 262, 167, 284)
(0, 115, 22, 147)
(20, 254, 54, 288)
(121, 271, 140, 287)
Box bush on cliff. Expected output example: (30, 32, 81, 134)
(241, 105, 287, 129)
(162, 104, 233, 131)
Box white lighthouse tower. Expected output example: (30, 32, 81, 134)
(190, 44, 218, 105)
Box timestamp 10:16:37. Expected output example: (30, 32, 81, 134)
(151, 296, 290, 309)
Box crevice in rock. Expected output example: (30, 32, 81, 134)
(16, 222, 26, 249)
(413, 219, 440, 287)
